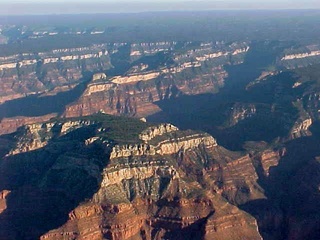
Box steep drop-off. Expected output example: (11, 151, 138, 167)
(0, 114, 263, 240)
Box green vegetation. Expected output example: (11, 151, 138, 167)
(58, 113, 151, 144)
(293, 63, 320, 84)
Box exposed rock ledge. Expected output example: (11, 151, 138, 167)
(110, 144, 156, 159)
(290, 118, 312, 139)
(155, 133, 217, 155)
(139, 124, 179, 142)
(60, 120, 96, 135)
(99, 166, 179, 187)
(110, 131, 217, 159)
(8, 120, 96, 156)
(281, 50, 320, 60)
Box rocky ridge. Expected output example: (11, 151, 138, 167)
(0, 116, 263, 240)
(8, 119, 96, 155)
(0, 41, 249, 135)
(279, 44, 320, 69)
(62, 43, 249, 119)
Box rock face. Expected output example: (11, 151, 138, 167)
(62, 42, 249, 118)
(279, 44, 320, 69)
(63, 65, 228, 118)
(139, 123, 179, 142)
(0, 114, 57, 136)
(256, 149, 283, 177)
(0, 44, 111, 104)
(3, 112, 320, 239)
(0, 41, 249, 135)
(226, 103, 257, 127)
(6, 41, 320, 239)
(7, 119, 96, 156)
(42, 121, 262, 240)
(0, 190, 10, 214)
(0, 116, 262, 240)
(289, 117, 312, 139)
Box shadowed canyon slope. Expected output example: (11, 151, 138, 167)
(0, 115, 263, 240)
(2, 21, 320, 239)
(0, 41, 248, 135)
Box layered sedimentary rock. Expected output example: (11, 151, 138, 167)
(63, 66, 227, 118)
(139, 123, 179, 142)
(63, 42, 249, 118)
(256, 149, 283, 177)
(279, 44, 320, 69)
(0, 41, 249, 135)
(0, 117, 262, 240)
(0, 44, 112, 104)
(5, 111, 320, 240)
(0, 114, 57, 136)
(289, 117, 312, 139)
(7, 119, 96, 155)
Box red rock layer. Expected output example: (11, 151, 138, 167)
(63, 68, 226, 118)
(41, 197, 261, 240)
(0, 114, 57, 135)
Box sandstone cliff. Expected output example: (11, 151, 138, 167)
(63, 42, 248, 118)
(0, 116, 263, 240)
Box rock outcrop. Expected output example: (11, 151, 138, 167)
(0, 116, 263, 240)
(139, 124, 179, 142)
(7, 119, 96, 155)
(226, 103, 257, 127)
(0, 44, 111, 104)
(279, 44, 320, 69)
(63, 65, 228, 118)
(0, 114, 57, 136)
(289, 117, 312, 139)
(0, 41, 249, 135)
(0, 190, 10, 214)
(62, 42, 248, 119)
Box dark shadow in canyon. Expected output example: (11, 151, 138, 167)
(240, 131, 320, 240)
(0, 125, 109, 239)
(147, 41, 295, 150)
(0, 71, 93, 120)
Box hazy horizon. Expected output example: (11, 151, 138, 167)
(1, 0, 320, 15)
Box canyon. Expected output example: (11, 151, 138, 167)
(1, 111, 320, 240)
(0, 116, 265, 240)
(2, 38, 320, 240)
(0, 41, 248, 135)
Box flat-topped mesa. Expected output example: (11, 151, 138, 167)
(110, 144, 156, 159)
(130, 41, 176, 57)
(156, 133, 218, 155)
(0, 44, 109, 71)
(279, 45, 320, 69)
(139, 124, 179, 142)
(111, 130, 217, 159)
(0, 51, 106, 71)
